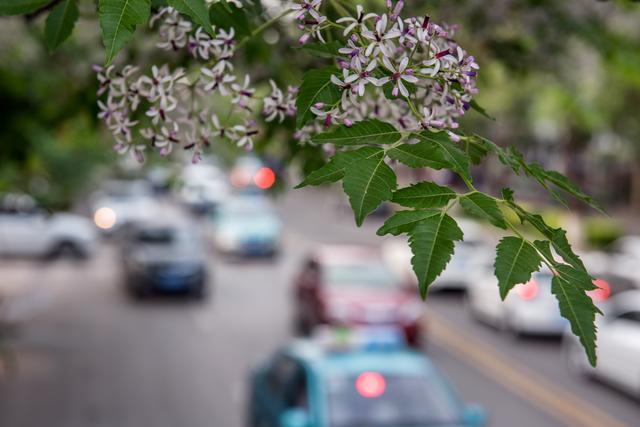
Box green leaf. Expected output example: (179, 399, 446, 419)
(377, 210, 440, 236)
(0, 0, 49, 15)
(529, 164, 605, 213)
(209, 0, 250, 38)
(411, 131, 472, 182)
(408, 213, 463, 298)
(295, 147, 382, 188)
(552, 267, 599, 366)
(168, 0, 212, 36)
(464, 137, 490, 165)
(342, 154, 397, 226)
(494, 237, 542, 300)
(552, 229, 587, 272)
(295, 66, 342, 128)
(99, 0, 150, 65)
(44, 0, 79, 52)
(392, 182, 456, 209)
(508, 202, 556, 239)
(460, 192, 507, 229)
(299, 41, 341, 58)
(311, 120, 401, 146)
(533, 240, 554, 262)
(387, 141, 449, 170)
(501, 187, 514, 202)
(469, 99, 495, 120)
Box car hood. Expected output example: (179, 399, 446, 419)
(322, 288, 414, 309)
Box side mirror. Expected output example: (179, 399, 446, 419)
(462, 404, 487, 426)
(279, 408, 310, 427)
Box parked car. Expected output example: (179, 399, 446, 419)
(564, 290, 640, 398)
(211, 195, 281, 258)
(230, 155, 277, 192)
(466, 269, 569, 336)
(90, 180, 159, 235)
(247, 329, 487, 427)
(293, 245, 425, 346)
(121, 221, 208, 299)
(0, 193, 96, 259)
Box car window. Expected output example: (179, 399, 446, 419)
(324, 262, 398, 290)
(327, 373, 460, 427)
(615, 311, 640, 324)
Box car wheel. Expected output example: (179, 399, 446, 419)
(49, 241, 87, 261)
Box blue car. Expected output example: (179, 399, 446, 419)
(248, 330, 486, 427)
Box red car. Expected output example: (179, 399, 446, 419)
(292, 245, 425, 346)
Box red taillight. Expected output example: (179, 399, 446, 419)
(355, 372, 386, 398)
(588, 279, 611, 302)
(254, 167, 276, 189)
(516, 280, 539, 300)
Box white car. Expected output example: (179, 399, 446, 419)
(177, 164, 229, 213)
(466, 269, 569, 335)
(0, 194, 96, 259)
(91, 180, 159, 235)
(564, 290, 640, 398)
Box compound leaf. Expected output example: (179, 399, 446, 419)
(392, 182, 456, 209)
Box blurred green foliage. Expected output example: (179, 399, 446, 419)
(1, 0, 639, 211)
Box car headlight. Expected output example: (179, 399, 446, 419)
(94, 207, 117, 230)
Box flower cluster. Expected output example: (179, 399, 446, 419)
(95, 7, 296, 163)
(295, 0, 479, 142)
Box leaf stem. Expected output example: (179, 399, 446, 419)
(236, 8, 295, 49)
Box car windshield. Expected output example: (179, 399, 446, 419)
(325, 262, 398, 290)
(327, 373, 460, 427)
(134, 227, 195, 246)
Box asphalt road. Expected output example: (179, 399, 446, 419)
(0, 188, 638, 427)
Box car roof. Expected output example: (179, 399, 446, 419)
(286, 340, 432, 377)
(313, 245, 382, 265)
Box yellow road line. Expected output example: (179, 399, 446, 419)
(427, 313, 629, 427)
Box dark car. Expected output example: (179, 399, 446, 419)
(293, 245, 425, 346)
(121, 222, 208, 299)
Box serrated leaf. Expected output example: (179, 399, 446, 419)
(296, 66, 342, 128)
(0, 0, 49, 15)
(99, 0, 150, 65)
(494, 237, 542, 300)
(552, 268, 599, 366)
(464, 136, 490, 165)
(44, 0, 79, 52)
(387, 141, 449, 170)
(342, 154, 397, 226)
(168, 0, 212, 36)
(409, 213, 463, 298)
(501, 187, 514, 202)
(376, 210, 440, 236)
(392, 182, 456, 209)
(529, 164, 605, 213)
(469, 99, 495, 120)
(209, 0, 250, 37)
(552, 229, 587, 272)
(311, 120, 401, 146)
(295, 147, 382, 188)
(533, 240, 554, 262)
(508, 202, 556, 239)
(460, 192, 507, 229)
(411, 131, 471, 182)
(299, 41, 341, 58)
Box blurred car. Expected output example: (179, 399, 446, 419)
(564, 290, 640, 398)
(211, 195, 281, 257)
(383, 219, 493, 292)
(177, 163, 230, 213)
(0, 193, 96, 259)
(247, 328, 487, 427)
(466, 269, 570, 336)
(229, 155, 277, 192)
(293, 246, 425, 346)
(91, 180, 159, 235)
(121, 221, 208, 299)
